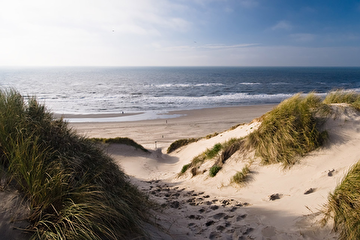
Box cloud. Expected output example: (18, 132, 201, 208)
(271, 21, 293, 31)
(160, 43, 259, 51)
(201, 43, 259, 49)
(0, 0, 191, 37)
(290, 33, 316, 42)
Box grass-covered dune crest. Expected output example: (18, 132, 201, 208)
(246, 93, 330, 167)
(0, 89, 151, 240)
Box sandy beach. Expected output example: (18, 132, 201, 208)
(68, 104, 360, 239)
(69, 105, 276, 150)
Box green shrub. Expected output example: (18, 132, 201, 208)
(323, 161, 360, 240)
(167, 138, 199, 153)
(246, 93, 328, 167)
(0, 89, 151, 239)
(90, 137, 149, 152)
(209, 165, 222, 177)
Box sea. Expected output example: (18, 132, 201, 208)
(0, 67, 360, 122)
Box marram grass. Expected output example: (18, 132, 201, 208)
(246, 93, 328, 167)
(90, 137, 149, 152)
(0, 89, 151, 240)
(209, 165, 222, 177)
(167, 138, 199, 154)
(323, 89, 360, 110)
(231, 165, 250, 184)
(323, 161, 360, 240)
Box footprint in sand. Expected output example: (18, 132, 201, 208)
(304, 188, 316, 195)
(212, 212, 226, 220)
(269, 193, 282, 201)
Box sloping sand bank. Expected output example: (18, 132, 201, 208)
(70, 104, 360, 239)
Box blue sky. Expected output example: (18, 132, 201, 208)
(1, 0, 360, 66)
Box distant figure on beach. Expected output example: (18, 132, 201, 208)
(122, 111, 124, 114)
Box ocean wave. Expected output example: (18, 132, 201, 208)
(155, 83, 224, 88)
(239, 82, 261, 85)
(140, 93, 294, 105)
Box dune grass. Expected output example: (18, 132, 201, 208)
(179, 143, 223, 176)
(323, 161, 360, 240)
(167, 138, 199, 154)
(323, 89, 360, 110)
(0, 89, 151, 239)
(246, 93, 329, 167)
(90, 137, 149, 152)
(209, 165, 222, 177)
(231, 165, 250, 184)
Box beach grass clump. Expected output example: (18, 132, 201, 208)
(231, 165, 250, 184)
(178, 143, 224, 176)
(323, 161, 360, 240)
(205, 132, 219, 139)
(209, 165, 222, 177)
(90, 137, 149, 152)
(219, 138, 244, 164)
(0, 89, 151, 239)
(323, 89, 360, 110)
(205, 143, 222, 159)
(180, 163, 191, 174)
(167, 138, 199, 154)
(246, 93, 328, 167)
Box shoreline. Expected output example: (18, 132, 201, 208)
(69, 104, 276, 150)
(59, 104, 277, 123)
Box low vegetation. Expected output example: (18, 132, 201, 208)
(90, 137, 148, 152)
(0, 89, 151, 239)
(219, 138, 244, 164)
(323, 89, 360, 110)
(246, 93, 329, 167)
(205, 132, 219, 139)
(231, 165, 250, 184)
(323, 161, 360, 240)
(179, 143, 223, 176)
(180, 163, 191, 174)
(180, 138, 244, 176)
(167, 138, 199, 153)
(209, 165, 222, 177)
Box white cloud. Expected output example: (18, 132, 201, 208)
(201, 43, 259, 49)
(160, 43, 259, 51)
(0, 0, 193, 66)
(271, 21, 293, 31)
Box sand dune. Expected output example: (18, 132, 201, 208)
(69, 104, 360, 239)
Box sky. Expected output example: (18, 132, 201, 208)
(1, 0, 360, 67)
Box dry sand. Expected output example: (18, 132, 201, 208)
(69, 104, 360, 239)
(69, 105, 276, 150)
